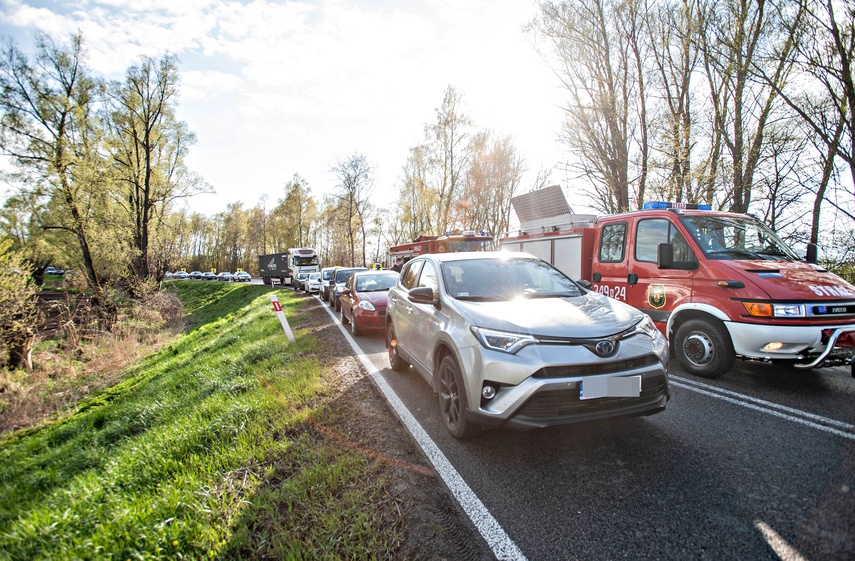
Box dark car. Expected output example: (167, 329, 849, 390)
(329, 267, 367, 311)
(320, 266, 338, 301)
(339, 270, 399, 336)
(201, 271, 217, 281)
(189, 270, 203, 280)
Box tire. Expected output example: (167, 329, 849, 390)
(340, 307, 349, 325)
(437, 355, 480, 439)
(351, 313, 362, 336)
(674, 317, 735, 379)
(387, 323, 410, 372)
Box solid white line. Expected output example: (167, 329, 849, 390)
(672, 375, 855, 430)
(670, 380, 855, 440)
(315, 296, 527, 561)
(754, 520, 808, 561)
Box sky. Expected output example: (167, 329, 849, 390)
(0, 0, 571, 220)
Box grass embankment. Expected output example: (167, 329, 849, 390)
(0, 282, 400, 559)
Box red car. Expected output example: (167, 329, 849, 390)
(339, 270, 399, 336)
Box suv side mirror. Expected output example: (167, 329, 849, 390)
(408, 286, 440, 309)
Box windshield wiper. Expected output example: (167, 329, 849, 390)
(706, 248, 762, 259)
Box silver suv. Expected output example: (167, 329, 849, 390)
(385, 252, 670, 438)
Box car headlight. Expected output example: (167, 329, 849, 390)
(470, 326, 538, 354)
(357, 301, 376, 311)
(634, 314, 659, 339)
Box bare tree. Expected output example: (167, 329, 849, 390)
(696, 0, 802, 213)
(426, 85, 472, 231)
(331, 153, 374, 266)
(531, 0, 647, 213)
(648, 0, 701, 202)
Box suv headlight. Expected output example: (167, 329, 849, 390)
(634, 314, 659, 339)
(470, 326, 538, 354)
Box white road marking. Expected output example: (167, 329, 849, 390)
(754, 520, 808, 561)
(671, 376, 855, 440)
(316, 297, 527, 561)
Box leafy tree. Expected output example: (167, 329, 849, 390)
(106, 54, 209, 286)
(0, 33, 104, 288)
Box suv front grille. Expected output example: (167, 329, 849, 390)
(532, 354, 660, 379)
(515, 374, 668, 421)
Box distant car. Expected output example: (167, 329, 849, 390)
(294, 272, 310, 291)
(202, 271, 217, 280)
(164, 271, 174, 280)
(385, 252, 670, 439)
(330, 267, 367, 311)
(339, 270, 398, 336)
(190, 271, 203, 280)
(216, 271, 233, 282)
(44, 266, 64, 275)
(173, 271, 190, 280)
(320, 267, 339, 301)
(233, 271, 251, 282)
(305, 272, 322, 293)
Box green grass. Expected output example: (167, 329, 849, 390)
(0, 282, 400, 560)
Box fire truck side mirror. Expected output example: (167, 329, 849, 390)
(658, 243, 674, 269)
(806, 243, 818, 264)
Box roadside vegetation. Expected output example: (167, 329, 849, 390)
(0, 282, 404, 560)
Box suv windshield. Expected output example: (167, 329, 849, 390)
(441, 257, 583, 301)
(681, 215, 799, 261)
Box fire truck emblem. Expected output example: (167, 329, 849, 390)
(648, 284, 666, 309)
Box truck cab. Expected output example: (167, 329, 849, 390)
(590, 203, 855, 378)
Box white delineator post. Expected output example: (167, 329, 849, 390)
(269, 294, 296, 343)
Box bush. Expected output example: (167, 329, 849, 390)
(0, 240, 39, 370)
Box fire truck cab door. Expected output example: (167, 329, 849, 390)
(592, 217, 696, 328)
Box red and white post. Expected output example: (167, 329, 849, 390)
(269, 294, 296, 343)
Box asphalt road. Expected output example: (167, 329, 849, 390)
(315, 291, 854, 560)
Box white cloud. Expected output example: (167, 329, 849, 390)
(0, 0, 568, 215)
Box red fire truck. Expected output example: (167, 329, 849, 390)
(499, 186, 855, 379)
(388, 231, 494, 266)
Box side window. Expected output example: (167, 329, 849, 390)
(635, 219, 694, 263)
(400, 260, 424, 290)
(417, 261, 439, 299)
(599, 223, 627, 262)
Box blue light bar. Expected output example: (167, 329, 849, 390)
(643, 201, 712, 211)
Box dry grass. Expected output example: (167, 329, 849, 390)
(0, 289, 186, 435)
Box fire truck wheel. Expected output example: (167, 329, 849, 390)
(674, 318, 735, 378)
(387, 323, 410, 372)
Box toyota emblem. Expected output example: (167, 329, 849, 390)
(594, 340, 615, 357)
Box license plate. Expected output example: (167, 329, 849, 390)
(580, 375, 641, 400)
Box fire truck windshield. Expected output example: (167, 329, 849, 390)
(443, 238, 493, 253)
(680, 215, 799, 261)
